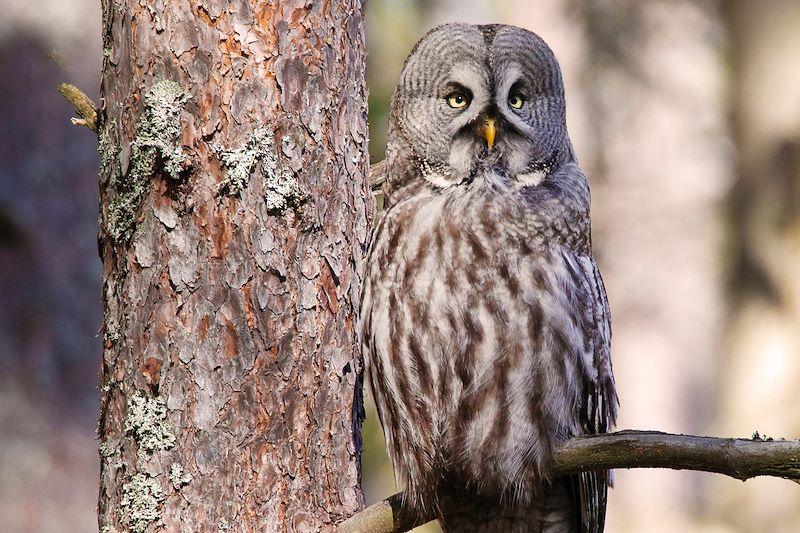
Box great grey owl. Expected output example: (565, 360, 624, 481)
(359, 23, 618, 532)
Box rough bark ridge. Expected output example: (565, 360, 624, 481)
(96, 1, 370, 531)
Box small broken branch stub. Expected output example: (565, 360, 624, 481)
(58, 83, 98, 133)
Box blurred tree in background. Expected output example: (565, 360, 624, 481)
(1, 1, 798, 532)
(716, 2, 800, 532)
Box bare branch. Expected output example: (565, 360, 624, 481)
(337, 429, 800, 533)
(369, 160, 386, 191)
(553, 430, 800, 480)
(336, 493, 410, 533)
(58, 83, 98, 133)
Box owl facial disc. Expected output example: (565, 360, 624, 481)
(385, 23, 572, 198)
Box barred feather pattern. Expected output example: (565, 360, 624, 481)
(360, 23, 618, 532)
(361, 165, 617, 531)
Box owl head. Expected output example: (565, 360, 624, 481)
(385, 23, 574, 202)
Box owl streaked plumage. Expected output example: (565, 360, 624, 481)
(360, 23, 618, 532)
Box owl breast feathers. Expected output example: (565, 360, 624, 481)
(360, 23, 618, 533)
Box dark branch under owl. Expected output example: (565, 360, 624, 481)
(360, 23, 618, 533)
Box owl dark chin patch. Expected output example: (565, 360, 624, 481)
(473, 137, 527, 174)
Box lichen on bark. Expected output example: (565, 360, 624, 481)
(120, 473, 164, 533)
(98, 122, 117, 177)
(215, 126, 305, 212)
(168, 463, 192, 489)
(107, 80, 189, 241)
(103, 314, 120, 345)
(124, 392, 176, 460)
(114, 392, 176, 531)
(97, 1, 370, 530)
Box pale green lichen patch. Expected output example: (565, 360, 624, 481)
(120, 473, 164, 533)
(215, 127, 274, 195)
(107, 80, 190, 241)
(132, 80, 190, 179)
(104, 316, 120, 345)
(99, 439, 120, 460)
(125, 392, 176, 456)
(169, 462, 193, 489)
(215, 127, 305, 212)
(263, 164, 304, 213)
(121, 394, 175, 530)
(98, 122, 117, 179)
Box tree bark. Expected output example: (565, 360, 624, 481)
(96, 1, 370, 532)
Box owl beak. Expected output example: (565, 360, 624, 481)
(482, 118, 497, 151)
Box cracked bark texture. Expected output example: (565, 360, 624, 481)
(96, 1, 370, 532)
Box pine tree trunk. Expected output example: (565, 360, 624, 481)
(96, 1, 370, 531)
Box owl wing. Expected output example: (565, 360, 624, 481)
(566, 253, 618, 533)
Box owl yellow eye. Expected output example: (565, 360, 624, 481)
(508, 93, 525, 109)
(447, 92, 470, 109)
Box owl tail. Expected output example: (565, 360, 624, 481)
(437, 479, 578, 533)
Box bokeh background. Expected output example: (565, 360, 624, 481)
(1, 1, 799, 531)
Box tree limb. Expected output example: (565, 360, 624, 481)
(369, 160, 386, 191)
(58, 83, 98, 133)
(337, 429, 800, 533)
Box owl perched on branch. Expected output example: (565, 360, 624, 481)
(360, 23, 618, 532)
